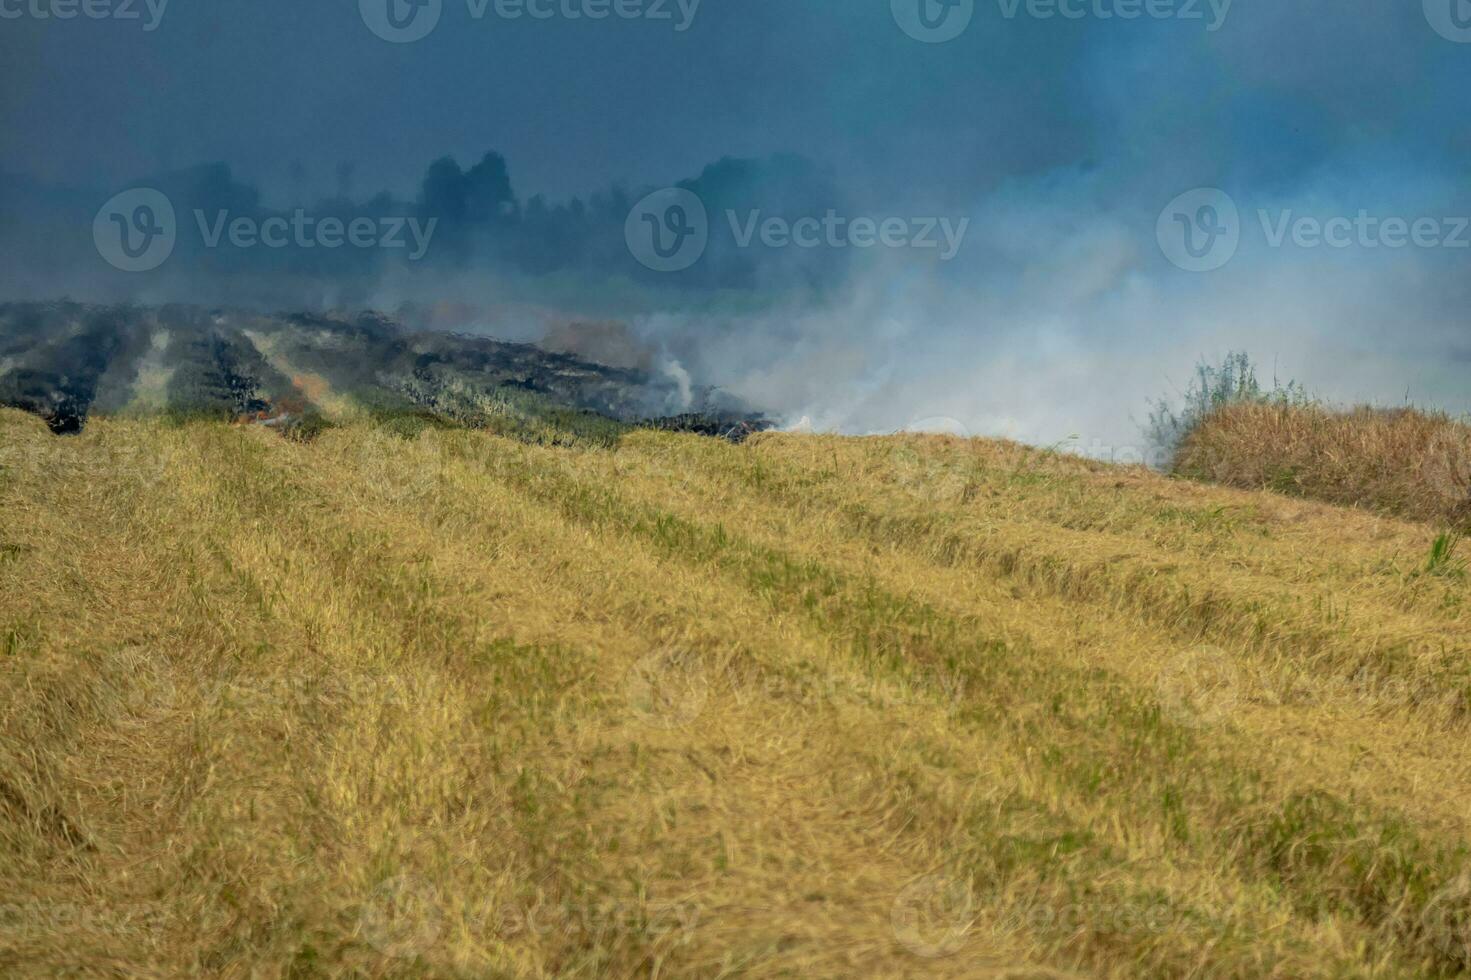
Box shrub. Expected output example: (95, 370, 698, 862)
(1145, 351, 1309, 459)
(1172, 400, 1471, 529)
(1148, 353, 1470, 528)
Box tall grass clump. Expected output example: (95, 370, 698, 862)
(1151, 353, 1471, 529)
(1145, 351, 1310, 458)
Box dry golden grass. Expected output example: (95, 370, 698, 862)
(1174, 403, 1471, 530)
(2, 408, 1470, 978)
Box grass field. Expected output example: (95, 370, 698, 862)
(2, 407, 1470, 978)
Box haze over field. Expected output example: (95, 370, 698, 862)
(6, 4, 1471, 977)
(3, 0, 1469, 449)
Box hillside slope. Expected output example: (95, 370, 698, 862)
(2, 410, 1470, 978)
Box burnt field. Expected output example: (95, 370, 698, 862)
(0, 301, 766, 440)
